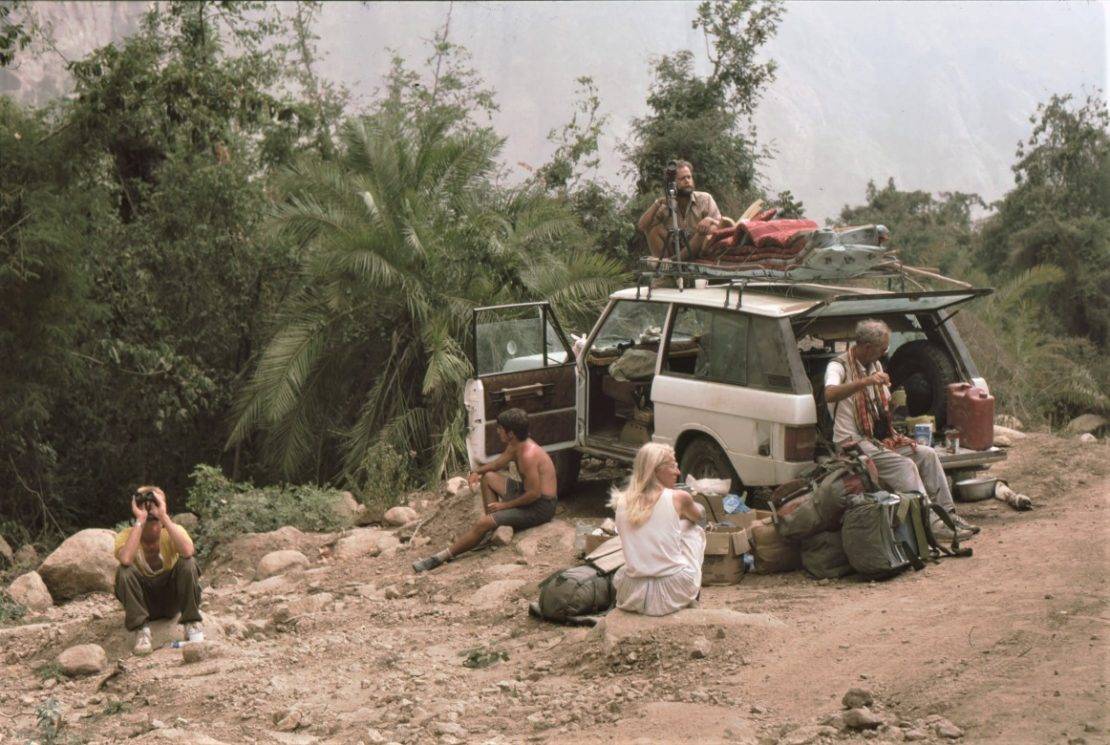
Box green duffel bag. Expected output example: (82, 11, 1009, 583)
(529, 564, 614, 625)
(800, 530, 854, 579)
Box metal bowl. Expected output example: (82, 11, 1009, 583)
(954, 477, 999, 502)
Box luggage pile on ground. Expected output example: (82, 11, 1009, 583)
(770, 455, 972, 580)
(695, 210, 894, 280)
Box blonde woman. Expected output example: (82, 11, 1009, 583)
(609, 443, 706, 616)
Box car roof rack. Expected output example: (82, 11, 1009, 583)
(632, 257, 973, 304)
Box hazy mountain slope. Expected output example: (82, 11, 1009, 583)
(6, 1, 1105, 221)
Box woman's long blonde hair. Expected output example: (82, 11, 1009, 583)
(608, 442, 677, 527)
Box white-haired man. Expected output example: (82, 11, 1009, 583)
(824, 319, 979, 540)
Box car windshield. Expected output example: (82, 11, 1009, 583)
(592, 301, 671, 353)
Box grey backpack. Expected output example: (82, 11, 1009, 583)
(530, 564, 615, 625)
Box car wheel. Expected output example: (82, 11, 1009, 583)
(889, 340, 959, 430)
(553, 449, 581, 498)
(679, 436, 742, 494)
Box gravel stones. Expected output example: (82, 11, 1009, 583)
(56, 643, 109, 676)
(843, 707, 884, 730)
(842, 687, 874, 709)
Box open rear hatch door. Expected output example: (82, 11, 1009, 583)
(791, 288, 991, 320)
(464, 302, 577, 467)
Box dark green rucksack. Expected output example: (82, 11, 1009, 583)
(529, 564, 615, 625)
(841, 492, 916, 579)
(842, 492, 972, 580)
(800, 530, 853, 579)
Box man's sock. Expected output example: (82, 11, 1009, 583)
(434, 548, 452, 563)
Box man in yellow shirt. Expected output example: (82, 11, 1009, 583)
(114, 485, 202, 655)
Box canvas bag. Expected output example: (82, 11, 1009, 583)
(841, 492, 919, 580)
(531, 564, 615, 624)
(749, 520, 802, 573)
(800, 530, 853, 579)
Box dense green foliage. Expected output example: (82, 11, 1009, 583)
(838, 94, 1109, 426)
(184, 464, 351, 558)
(0, 0, 1103, 549)
(626, 0, 784, 216)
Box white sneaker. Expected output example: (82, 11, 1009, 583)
(184, 621, 205, 643)
(133, 625, 153, 656)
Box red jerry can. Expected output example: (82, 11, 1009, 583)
(946, 383, 995, 451)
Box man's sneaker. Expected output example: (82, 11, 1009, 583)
(930, 515, 974, 542)
(184, 622, 205, 643)
(133, 625, 153, 656)
(412, 554, 444, 573)
(951, 513, 981, 535)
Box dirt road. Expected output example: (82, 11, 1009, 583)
(2, 433, 1106, 744)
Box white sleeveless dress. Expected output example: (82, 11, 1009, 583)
(613, 488, 706, 616)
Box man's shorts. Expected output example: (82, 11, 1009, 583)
(492, 479, 556, 530)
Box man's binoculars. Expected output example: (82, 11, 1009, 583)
(133, 491, 156, 508)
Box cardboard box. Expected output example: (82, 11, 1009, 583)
(692, 493, 771, 527)
(583, 530, 615, 555)
(702, 555, 744, 585)
(699, 509, 773, 586)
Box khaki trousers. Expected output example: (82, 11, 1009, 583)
(114, 557, 202, 631)
(858, 441, 956, 512)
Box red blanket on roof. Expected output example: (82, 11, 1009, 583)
(700, 217, 819, 261)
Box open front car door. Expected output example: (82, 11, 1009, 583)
(464, 302, 577, 468)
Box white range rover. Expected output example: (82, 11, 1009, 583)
(463, 280, 1006, 497)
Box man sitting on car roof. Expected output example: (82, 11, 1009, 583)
(824, 319, 980, 541)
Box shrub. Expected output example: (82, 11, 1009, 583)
(185, 465, 352, 555)
(0, 591, 27, 625)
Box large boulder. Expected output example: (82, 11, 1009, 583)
(56, 643, 108, 676)
(383, 506, 418, 527)
(1066, 413, 1107, 435)
(515, 519, 576, 562)
(334, 529, 384, 560)
(331, 491, 362, 524)
(334, 528, 400, 559)
(210, 526, 335, 576)
(8, 571, 53, 611)
(38, 528, 117, 601)
(256, 549, 309, 579)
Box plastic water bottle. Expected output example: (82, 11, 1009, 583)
(723, 492, 750, 514)
(169, 640, 193, 649)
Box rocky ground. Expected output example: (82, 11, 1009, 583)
(1, 431, 1107, 745)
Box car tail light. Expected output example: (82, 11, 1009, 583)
(784, 426, 816, 462)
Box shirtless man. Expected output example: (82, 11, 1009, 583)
(412, 408, 557, 572)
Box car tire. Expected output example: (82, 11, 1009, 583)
(889, 340, 959, 430)
(679, 435, 742, 494)
(553, 449, 581, 498)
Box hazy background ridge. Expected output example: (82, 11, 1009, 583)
(4, 0, 1105, 220)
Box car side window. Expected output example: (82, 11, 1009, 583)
(665, 306, 749, 386)
(747, 316, 795, 392)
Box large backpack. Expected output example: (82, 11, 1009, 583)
(530, 564, 615, 625)
(773, 456, 873, 542)
(842, 492, 972, 580)
(841, 492, 917, 579)
(892, 491, 973, 563)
